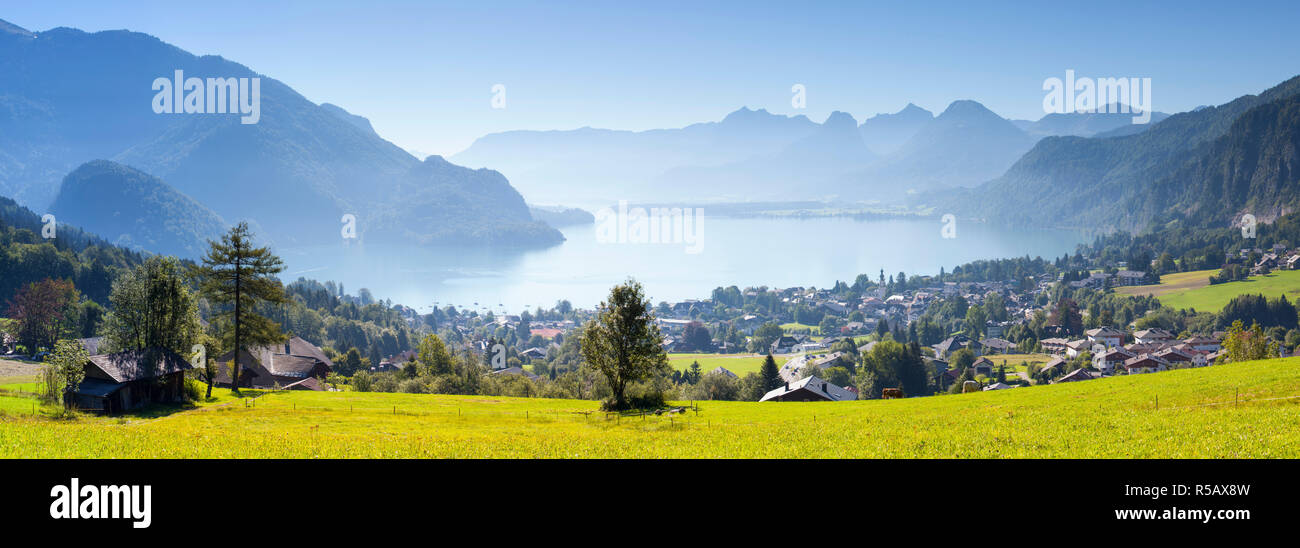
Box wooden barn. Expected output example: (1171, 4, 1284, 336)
(213, 336, 333, 390)
(72, 348, 195, 414)
(760, 376, 857, 402)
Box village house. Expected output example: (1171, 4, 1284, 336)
(770, 335, 801, 354)
(491, 366, 538, 380)
(1154, 347, 1200, 368)
(1182, 336, 1222, 352)
(1133, 328, 1175, 345)
(1039, 356, 1068, 377)
(1053, 368, 1095, 383)
(970, 356, 996, 377)
(759, 375, 857, 402)
(980, 337, 1016, 354)
(1039, 337, 1069, 354)
(72, 348, 195, 414)
(1065, 339, 1092, 358)
(1123, 355, 1168, 375)
(1093, 347, 1135, 375)
(707, 366, 738, 379)
(1085, 327, 1124, 348)
(214, 336, 333, 390)
(1114, 270, 1149, 286)
(932, 335, 981, 358)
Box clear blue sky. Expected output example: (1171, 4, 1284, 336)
(4, 0, 1298, 155)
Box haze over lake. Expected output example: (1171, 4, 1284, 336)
(277, 217, 1087, 313)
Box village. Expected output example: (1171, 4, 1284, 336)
(3, 233, 1296, 412)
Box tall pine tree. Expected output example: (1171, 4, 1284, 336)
(193, 222, 287, 393)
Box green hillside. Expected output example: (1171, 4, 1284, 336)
(1150, 270, 1300, 312)
(3, 356, 1297, 458)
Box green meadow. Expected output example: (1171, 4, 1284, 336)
(667, 352, 791, 376)
(1120, 269, 1300, 312)
(2, 357, 1298, 458)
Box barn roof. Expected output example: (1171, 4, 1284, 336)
(759, 375, 856, 402)
(87, 348, 194, 384)
(74, 378, 125, 398)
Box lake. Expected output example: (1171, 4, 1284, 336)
(277, 216, 1088, 313)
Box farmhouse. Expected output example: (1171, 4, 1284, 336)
(760, 376, 857, 402)
(214, 336, 333, 390)
(1182, 336, 1221, 352)
(770, 335, 801, 354)
(980, 337, 1016, 354)
(72, 348, 195, 414)
(1123, 355, 1168, 375)
(1065, 339, 1092, 358)
(491, 366, 538, 380)
(1053, 368, 1095, 383)
(1085, 327, 1124, 348)
(933, 335, 981, 358)
(1040, 356, 1068, 376)
(970, 356, 996, 377)
(1039, 337, 1069, 354)
(1133, 328, 1174, 345)
(707, 366, 738, 379)
(1114, 270, 1148, 286)
(1093, 347, 1135, 375)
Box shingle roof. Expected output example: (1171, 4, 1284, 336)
(759, 375, 856, 402)
(87, 348, 194, 383)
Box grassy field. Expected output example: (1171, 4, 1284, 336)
(981, 353, 1055, 373)
(780, 322, 820, 334)
(1116, 269, 1216, 299)
(668, 352, 791, 376)
(2, 357, 1298, 458)
(1129, 269, 1300, 312)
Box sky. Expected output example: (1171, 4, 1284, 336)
(3, 0, 1299, 156)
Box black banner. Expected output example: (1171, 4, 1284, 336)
(2, 458, 1290, 538)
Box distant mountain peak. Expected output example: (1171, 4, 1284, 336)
(51, 160, 226, 258)
(721, 106, 773, 122)
(0, 18, 35, 38)
(900, 103, 929, 114)
(822, 110, 858, 129)
(938, 99, 998, 119)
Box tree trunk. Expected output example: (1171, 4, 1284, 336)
(231, 255, 242, 395)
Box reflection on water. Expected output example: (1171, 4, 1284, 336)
(277, 217, 1088, 313)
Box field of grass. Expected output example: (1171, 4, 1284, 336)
(780, 322, 820, 334)
(668, 352, 790, 376)
(1118, 269, 1300, 312)
(2, 357, 1298, 458)
(981, 353, 1055, 373)
(1115, 269, 1217, 299)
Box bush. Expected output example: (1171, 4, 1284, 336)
(398, 378, 428, 394)
(183, 378, 204, 402)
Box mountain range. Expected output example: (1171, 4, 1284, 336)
(453, 98, 1167, 205)
(0, 19, 560, 249)
(942, 75, 1300, 233)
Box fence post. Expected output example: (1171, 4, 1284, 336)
(1155, 395, 1158, 410)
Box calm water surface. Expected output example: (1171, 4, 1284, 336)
(278, 217, 1087, 313)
